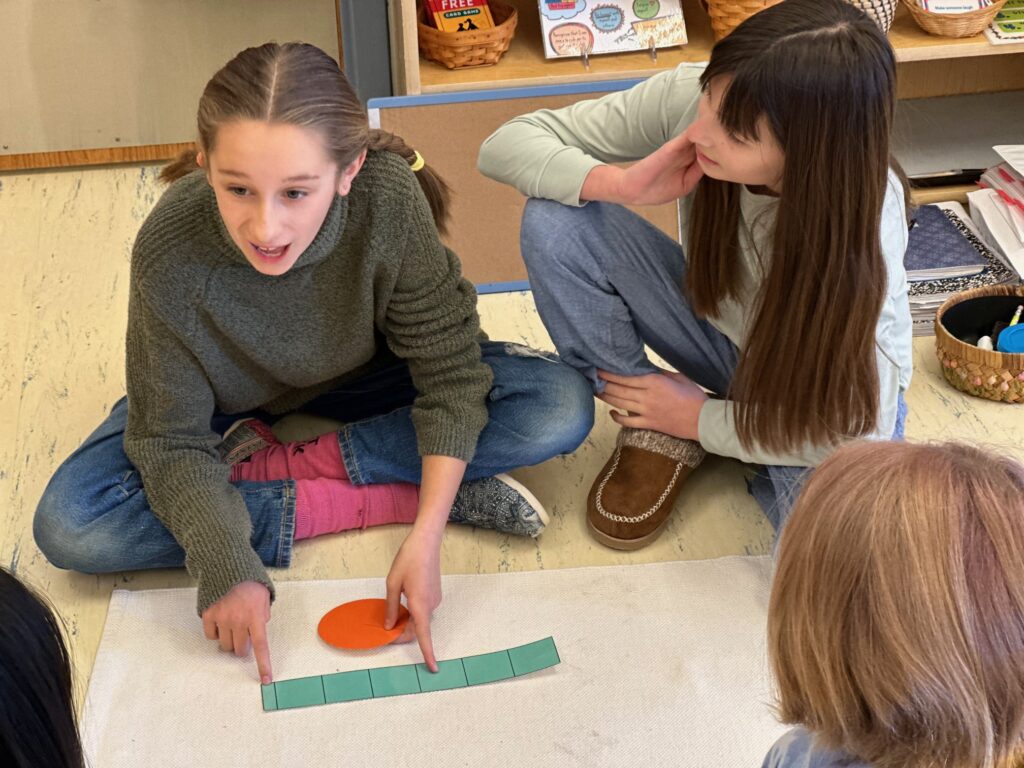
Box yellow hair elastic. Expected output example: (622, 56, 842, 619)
(409, 151, 425, 173)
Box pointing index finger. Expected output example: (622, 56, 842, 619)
(413, 609, 437, 673)
(251, 620, 273, 685)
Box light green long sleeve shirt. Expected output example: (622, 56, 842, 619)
(478, 64, 912, 467)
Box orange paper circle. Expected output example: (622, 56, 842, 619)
(317, 598, 410, 650)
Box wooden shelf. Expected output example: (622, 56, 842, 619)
(392, 0, 1024, 95)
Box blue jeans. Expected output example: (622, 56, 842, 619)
(520, 199, 907, 531)
(33, 341, 594, 574)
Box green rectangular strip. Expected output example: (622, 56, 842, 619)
(369, 664, 421, 697)
(261, 683, 278, 712)
(416, 659, 469, 692)
(262, 637, 559, 712)
(508, 637, 561, 677)
(323, 670, 373, 703)
(462, 650, 515, 685)
(276, 676, 327, 710)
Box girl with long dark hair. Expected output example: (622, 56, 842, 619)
(480, 0, 911, 547)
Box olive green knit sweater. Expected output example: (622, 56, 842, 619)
(124, 151, 491, 614)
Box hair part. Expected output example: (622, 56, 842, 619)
(769, 441, 1024, 768)
(687, 0, 902, 453)
(0, 568, 84, 768)
(160, 42, 451, 234)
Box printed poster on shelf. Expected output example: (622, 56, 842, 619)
(538, 0, 688, 59)
(984, 0, 1024, 44)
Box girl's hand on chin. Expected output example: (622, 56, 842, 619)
(618, 130, 705, 206)
(596, 368, 709, 441)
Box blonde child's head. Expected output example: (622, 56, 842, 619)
(769, 440, 1024, 768)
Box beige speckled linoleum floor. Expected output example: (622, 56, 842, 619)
(2, 164, 1020, 707)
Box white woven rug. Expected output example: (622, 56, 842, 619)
(82, 556, 785, 767)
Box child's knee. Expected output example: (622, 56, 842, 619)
(521, 198, 597, 266)
(514, 356, 595, 456)
(33, 482, 110, 573)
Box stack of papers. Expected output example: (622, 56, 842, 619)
(968, 145, 1024, 278)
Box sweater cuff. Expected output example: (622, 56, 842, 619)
(413, 407, 488, 464)
(194, 543, 275, 616)
(161, 483, 280, 616)
(540, 150, 605, 207)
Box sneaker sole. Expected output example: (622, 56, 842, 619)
(494, 473, 550, 530)
(586, 514, 672, 551)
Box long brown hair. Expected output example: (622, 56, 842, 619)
(160, 42, 451, 234)
(687, 0, 900, 453)
(769, 441, 1024, 768)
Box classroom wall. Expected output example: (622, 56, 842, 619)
(0, 0, 338, 158)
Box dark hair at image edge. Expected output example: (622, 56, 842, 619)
(687, 0, 906, 453)
(160, 42, 452, 235)
(0, 568, 84, 768)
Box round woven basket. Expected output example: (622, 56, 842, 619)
(700, 0, 784, 40)
(418, 1, 517, 69)
(936, 285, 1024, 403)
(901, 0, 1007, 38)
(846, 0, 899, 31)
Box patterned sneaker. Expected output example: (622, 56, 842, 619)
(448, 474, 549, 538)
(217, 418, 280, 465)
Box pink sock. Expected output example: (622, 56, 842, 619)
(293, 478, 420, 540)
(231, 434, 349, 482)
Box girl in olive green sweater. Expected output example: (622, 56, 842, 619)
(35, 42, 593, 683)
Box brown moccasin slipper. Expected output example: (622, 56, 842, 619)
(587, 428, 705, 550)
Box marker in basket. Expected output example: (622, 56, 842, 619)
(1012, 305, 1023, 327)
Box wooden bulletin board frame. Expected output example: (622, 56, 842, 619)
(367, 80, 682, 291)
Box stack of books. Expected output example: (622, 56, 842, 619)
(905, 201, 1018, 336)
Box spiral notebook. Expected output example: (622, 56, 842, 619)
(906, 202, 1018, 336)
(905, 204, 988, 282)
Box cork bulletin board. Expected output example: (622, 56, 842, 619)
(370, 81, 681, 288)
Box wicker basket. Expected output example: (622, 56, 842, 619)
(901, 0, 1007, 38)
(935, 285, 1024, 403)
(418, 1, 517, 69)
(700, 0, 784, 40)
(846, 0, 900, 31)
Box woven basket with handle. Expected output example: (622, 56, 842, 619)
(418, 0, 517, 70)
(901, 0, 1007, 38)
(936, 285, 1024, 404)
(700, 0, 783, 39)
